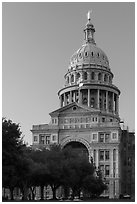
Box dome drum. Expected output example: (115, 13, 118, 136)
(64, 69, 113, 87)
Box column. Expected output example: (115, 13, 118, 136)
(60, 95, 63, 107)
(115, 149, 119, 178)
(74, 72, 76, 84)
(106, 91, 108, 112)
(110, 149, 113, 178)
(96, 149, 99, 169)
(69, 91, 72, 103)
(97, 89, 100, 109)
(79, 89, 82, 104)
(89, 149, 94, 163)
(64, 93, 67, 106)
(116, 95, 119, 114)
(88, 88, 90, 107)
(112, 92, 114, 113)
(73, 91, 76, 102)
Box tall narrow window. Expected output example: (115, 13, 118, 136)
(39, 134, 45, 144)
(105, 165, 110, 177)
(99, 133, 104, 142)
(91, 72, 95, 80)
(104, 74, 107, 82)
(98, 73, 102, 81)
(83, 72, 87, 80)
(105, 150, 109, 160)
(45, 135, 50, 144)
(99, 150, 104, 161)
(71, 74, 74, 83)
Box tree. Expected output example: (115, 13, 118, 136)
(2, 118, 25, 200)
(82, 175, 107, 198)
(61, 147, 95, 199)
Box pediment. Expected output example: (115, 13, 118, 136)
(49, 102, 99, 116)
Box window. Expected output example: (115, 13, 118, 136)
(52, 119, 54, 124)
(98, 73, 102, 81)
(100, 165, 104, 176)
(91, 72, 95, 80)
(112, 132, 117, 139)
(79, 53, 82, 58)
(91, 98, 95, 108)
(113, 149, 116, 161)
(39, 134, 45, 144)
(91, 52, 94, 57)
(99, 150, 104, 161)
(97, 53, 100, 57)
(52, 135, 56, 141)
(104, 74, 107, 82)
(83, 97, 87, 105)
(105, 133, 110, 142)
(71, 74, 74, 82)
(105, 165, 110, 177)
(45, 135, 50, 144)
(34, 136, 38, 142)
(105, 150, 109, 160)
(76, 72, 80, 81)
(66, 76, 69, 84)
(83, 72, 87, 80)
(85, 52, 88, 57)
(93, 133, 97, 140)
(102, 117, 105, 122)
(99, 133, 104, 142)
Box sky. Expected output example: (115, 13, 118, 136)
(2, 2, 135, 145)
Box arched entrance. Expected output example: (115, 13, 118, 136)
(63, 141, 89, 157)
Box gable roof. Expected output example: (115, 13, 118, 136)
(49, 102, 100, 116)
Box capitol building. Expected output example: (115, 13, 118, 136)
(31, 12, 134, 199)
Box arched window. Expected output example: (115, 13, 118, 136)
(91, 72, 95, 80)
(104, 74, 107, 82)
(109, 75, 112, 83)
(83, 72, 87, 80)
(83, 97, 88, 105)
(71, 74, 74, 83)
(91, 52, 94, 57)
(98, 73, 102, 81)
(76, 72, 81, 81)
(67, 76, 69, 84)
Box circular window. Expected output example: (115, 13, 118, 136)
(73, 106, 77, 111)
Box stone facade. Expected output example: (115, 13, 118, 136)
(31, 12, 121, 198)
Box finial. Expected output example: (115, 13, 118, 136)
(87, 10, 92, 21)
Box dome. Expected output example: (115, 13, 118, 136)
(70, 43, 109, 69)
(69, 12, 110, 71)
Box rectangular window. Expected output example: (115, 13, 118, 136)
(99, 133, 104, 142)
(34, 136, 38, 142)
(105, 165, 110, 177)
(39, 134, 45, 144)
(45, 135, 50, 144)
(52, 135, 56, 141)
(112, 132, 117, 139)
(100, 165, 104, 177)
(93, 133, 97, 140)
(52, 119, 54, 124)
(99, 150, 104, 161)
(102, 117, 105, 122)
(105, 133, 110, 142)
(105, 150, 109, 160)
